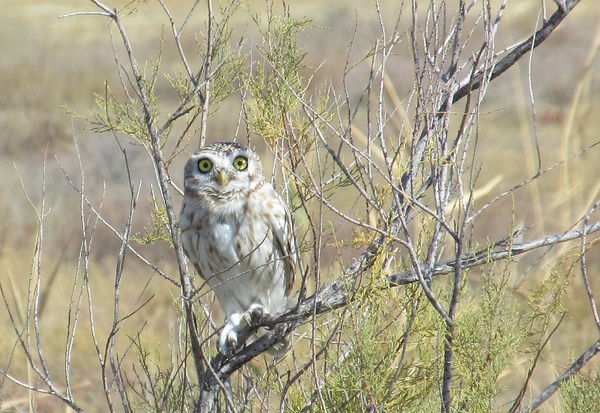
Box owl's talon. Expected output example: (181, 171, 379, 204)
(220, 305, 270, 356)
(219, 322, 239, 357)
(243, 303, 267, 326)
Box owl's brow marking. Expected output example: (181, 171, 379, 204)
(203, 141, 247, 156)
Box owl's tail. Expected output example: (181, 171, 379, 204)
(250, 297, 295, 357)
(254, 327, 290, 358)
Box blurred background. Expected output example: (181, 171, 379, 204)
(1, 0, 599, 410)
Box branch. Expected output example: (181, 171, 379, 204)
(105, 143, 138, 413)
(85, 0, 205, 385)
(196, 220, 600, 397)
(388, 220, 600, 286)
(517, 338, 600, 413)
(452, 0, 581, 103)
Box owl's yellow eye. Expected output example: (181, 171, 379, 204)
(198, 158, 213, 173)
(233, 156, 248, 171)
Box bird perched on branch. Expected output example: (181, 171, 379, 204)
(180, 141, 296, 357)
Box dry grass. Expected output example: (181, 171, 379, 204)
(1, 0, 600, 411)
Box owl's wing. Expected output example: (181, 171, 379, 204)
(269, 199, 297, 296)
(179, 199, 211, 283)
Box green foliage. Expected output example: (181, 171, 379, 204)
(67, 6, 249, 157)
(286, 288, 440, 412)
(523, 252, 576, 360)
(559, 368, 600, 412)
(91, 88, 155, 143)
(201, 33, 247, 110)
(292, 301, 400, 411)
(452, 267, 525, 411)
(528, 265, 572, 331)
(247, 6, 313, 144)
(128, 337, 197, 412)
(67, 58, 161, 148)
(133, 204, 172, 246)
(285, 248, 536, 412)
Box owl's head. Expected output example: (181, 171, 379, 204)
(183, 142, 264, 201)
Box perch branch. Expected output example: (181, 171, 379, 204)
(197, 220, 600, 401)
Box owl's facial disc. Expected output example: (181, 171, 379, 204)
(211, 155, 250, 188)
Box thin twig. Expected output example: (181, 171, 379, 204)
(580, 203, 600, 334)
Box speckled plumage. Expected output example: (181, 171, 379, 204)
(180, 142, 295, 357)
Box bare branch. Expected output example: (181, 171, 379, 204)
(580, 204, 600, 333)
(517, 338, 600, 413)
(87, 0, 206, 389)
(105, 142, 139, 413)
(453, 0, 581, 103)
(388, 220, 600, 286)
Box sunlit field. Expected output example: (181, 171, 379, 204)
(1, 1, 600, 411)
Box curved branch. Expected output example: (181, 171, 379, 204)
(388, 220, 600, 286)
(85, 0, 205, 383)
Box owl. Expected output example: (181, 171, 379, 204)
(180, 141, 296, 357)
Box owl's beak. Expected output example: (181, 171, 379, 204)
(215, 170, 230, 187)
